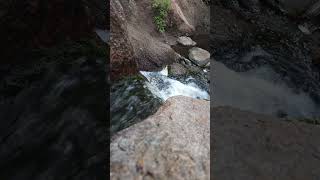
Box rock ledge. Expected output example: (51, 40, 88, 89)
(110, 96, 210, 180)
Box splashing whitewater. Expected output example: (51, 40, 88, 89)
(140, 66, 209, 101)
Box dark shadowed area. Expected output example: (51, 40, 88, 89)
(0, 0, 108, 179)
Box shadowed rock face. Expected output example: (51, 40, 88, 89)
(0, 1, 108, 177)
(212, 106, 320, 180)
(0, 56, 107, 180)
(211, 2, 320, 179)
(0, 0, 106, 62)
(110, 0, 138, 80)
(110, 0, 209, 79)
(110, 96, 210, 180)
(211, 1, 320, 106)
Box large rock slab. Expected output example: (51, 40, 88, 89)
(110, 0, 138, 80)
(212, 106, 320, 180)
(169, 0, 209, 34)
(110, 0, 209, 75)
(110, 96, 210, 180)
(189, 47, 211, 66)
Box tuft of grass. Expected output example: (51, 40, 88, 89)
(152, 0, 171, 33)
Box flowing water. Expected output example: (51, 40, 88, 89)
(111, 67, 209, 134)
(140, 66, 210, 101)
(212, 60, 320, 118)
(110, 33, 211, 134)
(110, 75, 161, 135)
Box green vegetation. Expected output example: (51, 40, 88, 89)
(152, 0, 171, 32)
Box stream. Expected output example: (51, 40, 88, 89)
(110, 34, 211, 135)
(212, 60, 320, 118)
(111, 66, 209, 135)
(140, 66, 209, 101)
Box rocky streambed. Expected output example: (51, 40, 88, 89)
(109, 0, 211, 178)
(110, 35, 211, 179)
(211, 1, 320, 180)
(111, 35, 210, 135)
(211, 1, 320, 119)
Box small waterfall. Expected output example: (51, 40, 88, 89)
(140, 66, 210, 101)
(111, 66, 209, 134)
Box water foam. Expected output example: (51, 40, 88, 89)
(140, 67, 209, 101)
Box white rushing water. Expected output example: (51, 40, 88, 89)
(140, 67, 209, 101)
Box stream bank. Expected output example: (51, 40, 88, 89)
(109, 0, 211, 179)
(211, 1, 320, 119)
(110, 0, 210, 136)
(111, 34, 210, 135)
(111, 96, 210, 180)
(212, 2, 320, 179)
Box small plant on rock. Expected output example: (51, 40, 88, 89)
(152, 0, 171, 33)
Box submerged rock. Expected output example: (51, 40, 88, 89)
(189, 47, 211, 66)
(110, 96, 210, 180)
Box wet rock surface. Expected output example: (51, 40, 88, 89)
(110, 96, 210, 180)
(211, 60, 320, 118)
(170, 36, 210, 93)
(110, 75, 161, 135)
(211, 0, 320, 106)
(0, 0, 108, 178)
(189, 47, 211, 66)
(212, 2, 320, 179)
(0, 48, 107, 179)
(177, 36, 197, 46)
(212, 106, 320, 180)
(168, 62, 188, 76)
